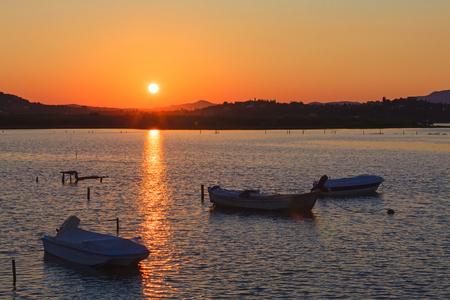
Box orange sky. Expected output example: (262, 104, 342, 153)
(1, 0, 449, 109)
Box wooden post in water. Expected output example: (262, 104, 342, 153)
(12, 259, 16, 288)
(62, 173, 65, 184)
(201, 185, 205, 203)
(87, 187, 90, 201)
(36, 176, 39, 183)
(116, 218, 119, 236)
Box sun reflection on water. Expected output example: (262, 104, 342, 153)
(138, 130, 177, 298)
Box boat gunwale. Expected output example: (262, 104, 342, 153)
(42, 235, 150, 257)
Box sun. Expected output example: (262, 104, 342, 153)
(148, 83, 159, 93)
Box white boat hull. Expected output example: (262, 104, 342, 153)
(313, 175, 384, 196)
(42, 236, 149, 266)
(208, 186, 319, 212)
(42, 216, 149, 266)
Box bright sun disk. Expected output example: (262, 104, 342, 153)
(148, 83, 159, 93)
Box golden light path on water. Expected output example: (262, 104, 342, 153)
(138, 130, 176, 298)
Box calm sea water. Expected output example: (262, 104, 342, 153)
(0, 128, 449, 299)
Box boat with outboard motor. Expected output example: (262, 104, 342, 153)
(311, 175, 384, 196)
(42, 216, 149, 266)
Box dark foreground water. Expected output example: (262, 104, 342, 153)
(0, 129, 449, 299)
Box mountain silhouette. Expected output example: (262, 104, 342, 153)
(1, 90, 449, 129)
(417, 90, 450, 104)
(148, 100, 215, 112)
(0, 92, 216, 114)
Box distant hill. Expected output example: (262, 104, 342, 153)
(148, 100, 216, 112)
(417, 90, 450, 104)
(1, 90, 448, 129)
(0, 91, 92, 114)
(0, 91, 215, 114)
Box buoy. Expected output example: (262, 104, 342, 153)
(387, 208, 395, 214)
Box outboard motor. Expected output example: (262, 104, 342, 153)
(57, 215, 80, 235)
(311, 175, 328, 192)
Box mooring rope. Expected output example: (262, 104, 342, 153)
(326, 198, 393, 214)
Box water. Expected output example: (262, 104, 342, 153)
(0, 128, 449, 299)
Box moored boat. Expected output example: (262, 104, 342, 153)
(42, 216, 149, 266)
(312, 175, 384, 196)
(208, 186, 319, 212)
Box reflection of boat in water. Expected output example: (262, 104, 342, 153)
(44, 252, 143, 277)
(42, 216, 149, 266)
(312, 175, 384, 196)
(208, 186, 320, 212)
(209, 205, 317, 222)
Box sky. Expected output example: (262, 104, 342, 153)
(1, 0, 449, 109)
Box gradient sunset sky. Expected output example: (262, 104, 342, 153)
(1, 0, 449, 109)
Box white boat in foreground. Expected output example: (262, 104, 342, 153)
(208, 186, 320, 212)
(312, 175, 384, 196)
(42, 216, 149, 266)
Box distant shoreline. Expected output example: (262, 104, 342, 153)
(2, 124, 447, 131)
(1, 115, 446, 130)
(2, 93, 449, 130)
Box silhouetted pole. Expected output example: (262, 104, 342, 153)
(87, 187, 90, 201)
(116, 218, 120, 235)
(201, 185, 205, 202)
(12, 259, 16, 288)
